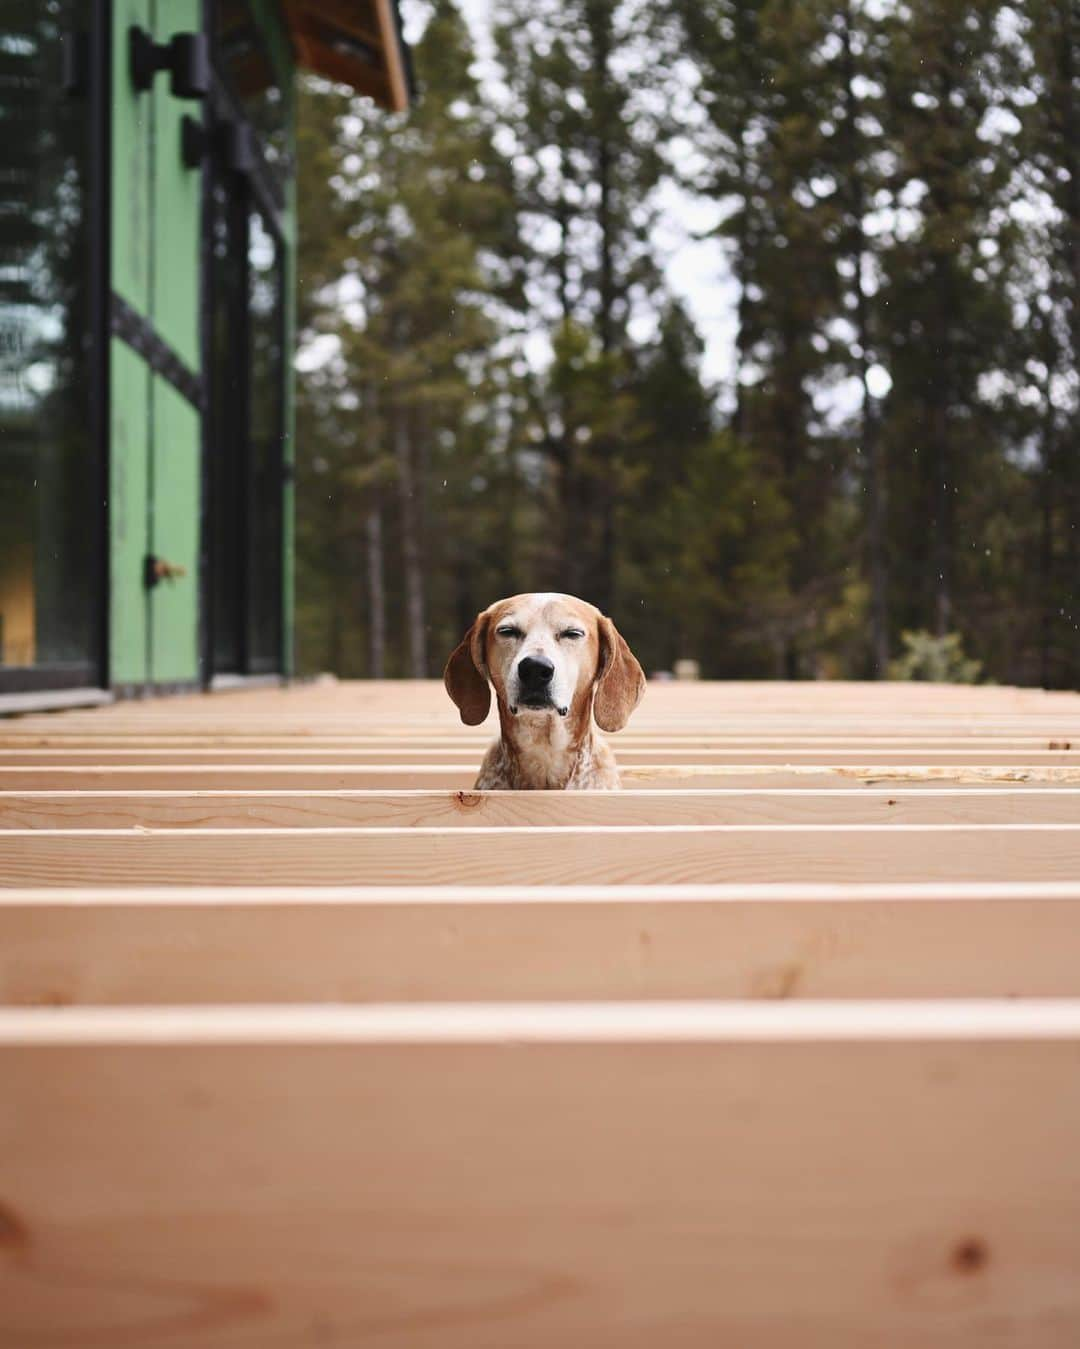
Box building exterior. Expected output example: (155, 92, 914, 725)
(0, 1, 409, 706)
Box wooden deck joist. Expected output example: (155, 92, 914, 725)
(1, 746, 1076, 765)
(2, 733, 1076, 746)
(5, 764, 1079, 790)
(3, 883, 1079, 1004)
(2, 787, 1078, 829)
(4, 679, 1080, 1345)
(2, 1000, 1079, 1347)
(3, 823, 1079, 887)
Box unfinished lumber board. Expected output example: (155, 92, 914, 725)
(6, 673, 1079, 714)
(2, 788, 1080, 830)
(1, 1000, 1079, 1347)
(5, 764, 1079, 791)
(3, 883, 1079, 1005)
(8, 722, 1079, 742)
(1, 746, 1077, 766)
(3, 824, 1079, 887)
(2, 733, 1077, 748)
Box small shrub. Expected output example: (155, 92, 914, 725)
(887, 630, 983, 683)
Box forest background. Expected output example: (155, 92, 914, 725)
(295, 0, 1078, 686)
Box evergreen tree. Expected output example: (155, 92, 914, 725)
(292, 0, 1078, 688)
(676, 0, 856, 676)
(875, 0, 1020, 661)
(1012, 0, 1080, 685)
(493, 0, 669, 609)
(296, 0, 520, 675)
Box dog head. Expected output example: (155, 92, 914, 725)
(444, 593, 645, 733)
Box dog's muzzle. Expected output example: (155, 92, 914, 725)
(510, 655, 568, 716)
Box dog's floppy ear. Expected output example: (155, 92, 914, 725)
(594, 615, 646, 732)
(443, 610, 492, 725)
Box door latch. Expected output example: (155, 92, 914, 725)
(129, 26, 210, 99)
(144, 555, 188, 589)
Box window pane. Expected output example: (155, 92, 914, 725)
(247, 207, 283, 670)
(209, 177, 245, 673)
(0, 1, 97, 676)
(215, 0, 289, 170)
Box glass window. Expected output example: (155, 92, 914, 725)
(0, 1, 99, 684)
(215, 0, 289, 170)
(208, 190, 283, 675)
(209, 176, 245, 673)
(247, 207, 284, 671)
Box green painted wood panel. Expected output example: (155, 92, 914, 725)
(151, 0, 200, 369)
(110, 0, 202, 687)
(109, 0, 153, 686)
(108, 340, 150, 684)
(148, 0, 201, 683)
(107, 0, 295, 687)
(111, 0, 152, 314)
(150, 377, 200, 682)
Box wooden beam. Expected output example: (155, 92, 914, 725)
(372, 0, 410, 110)
(1, 734, 1075, 746)
(1, 746, 1077, 765)
(3, 883, 1079, 1005)
(2, 1001, 1079, 1346)
(3, 760, 1070, 794)
(2, 824, 1079, 887)
(286, 0, 383, 51)
(3, 766, 1079, 791)
(279, 0, 402, 108)
(7, 719, 1078, 736)
(2, 788, 1079, 830)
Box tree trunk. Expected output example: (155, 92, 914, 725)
(394, 410, 427, 678)
(931, 395, 952, 638)
(365, 500, 385, 679)
(840, 0, 888, 675)
(589, 0, 617, 613)
(328, 490, 346, 673)
(1055, 0, 1079, 685)
(556, 187, 572, 326)
(731, 0, 754, 439)
(928, 53, 959, 638)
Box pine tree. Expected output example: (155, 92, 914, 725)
(876, 0, 1018, 653)
(293, 0, 1074, 689)
(1013, 0, 1080, 685)
(676, 0, 854, 676)
(295, 0, 520, 675)
(823, 0, 893, 674)
(494, 0, 669, 610)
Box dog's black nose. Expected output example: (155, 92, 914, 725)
(518, 654, 555, 687)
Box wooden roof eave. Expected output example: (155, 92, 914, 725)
(283, 0, 411, 111)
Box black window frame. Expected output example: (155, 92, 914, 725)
(0, 0, 111, 696)
(200, 0, 289, 684)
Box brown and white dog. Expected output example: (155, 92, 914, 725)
(443, 592, 645, 790)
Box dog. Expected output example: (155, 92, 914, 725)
(443, 592, 645, 789)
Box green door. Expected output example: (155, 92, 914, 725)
(109, 0, 202, 689)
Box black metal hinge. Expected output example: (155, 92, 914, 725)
(129, 26, 210, 99)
